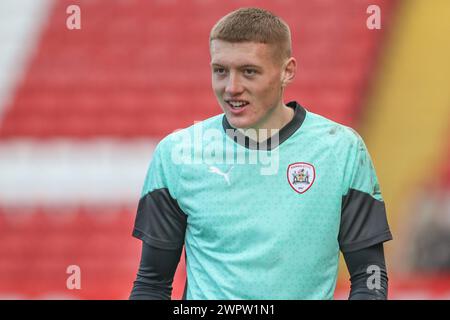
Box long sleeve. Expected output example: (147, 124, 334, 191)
(343, 243, 389, 300)
(129, 242, 183, 300)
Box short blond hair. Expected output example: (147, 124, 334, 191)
(210, 7, 292, 62)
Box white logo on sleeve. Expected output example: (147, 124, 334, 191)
(208, 165, 234, 185)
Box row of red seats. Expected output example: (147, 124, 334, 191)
(0, 207, 186, 299)
(0, 0, 391, 138)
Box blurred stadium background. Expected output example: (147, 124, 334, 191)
(0, 0, 449, 299)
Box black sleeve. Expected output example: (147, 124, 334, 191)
(133, 188, 187, 250)
(343, 243, 389, 300)
(130, 186, 187, 299)
(129, 242, 183, 300)
(339, 189, 393, 253)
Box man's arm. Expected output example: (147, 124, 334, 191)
(338, 132, 392, 300)
(343, 243, 388, 300)
(129, 242, 183, 300)
(130, 139, 187, 299)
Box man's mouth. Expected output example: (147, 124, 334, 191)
(225, 100, 250, 110)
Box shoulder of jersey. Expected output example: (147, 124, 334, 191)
(305, 111, 363, 148)
(157, 113, 225, 149)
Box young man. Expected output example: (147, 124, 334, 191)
(130, 8, 392, 300)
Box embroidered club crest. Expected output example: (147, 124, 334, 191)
(287, 162, 315, 194)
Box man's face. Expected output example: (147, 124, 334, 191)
(210, 40, 287, 129)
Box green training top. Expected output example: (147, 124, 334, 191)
(132, 101, 392, 299)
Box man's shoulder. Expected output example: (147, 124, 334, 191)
(304, 109, 363, 147)
(156, 113, 225, 151)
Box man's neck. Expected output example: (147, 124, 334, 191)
(237, 103, 295, 142)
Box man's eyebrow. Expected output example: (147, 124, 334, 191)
(210, 63, 262, 69)
(239, 64, 262, 70)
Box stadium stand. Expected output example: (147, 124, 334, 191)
(0, 0, 394, 139)
(2, 0, 450, 299)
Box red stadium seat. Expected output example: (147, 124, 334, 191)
(0, 0, 394, 140)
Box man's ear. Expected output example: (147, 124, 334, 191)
(281, 57, 297, 88)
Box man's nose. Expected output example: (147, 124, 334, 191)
(225, 73, 243, 95)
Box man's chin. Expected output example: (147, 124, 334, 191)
(225, 115, 254, 130)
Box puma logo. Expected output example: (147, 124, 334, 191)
(208, 165, 234, 186)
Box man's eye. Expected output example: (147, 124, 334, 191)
(244, 69, 257, 76)
(214, 68, 226, 75)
